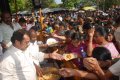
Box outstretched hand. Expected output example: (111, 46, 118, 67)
(50, 49, 64, 60)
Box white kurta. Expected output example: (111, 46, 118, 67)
(0, 22, 21, 47)
(0, 46, 36, 80)
(28, 41, 45, 65)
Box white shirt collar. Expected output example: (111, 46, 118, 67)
(11, 45, 23, 53)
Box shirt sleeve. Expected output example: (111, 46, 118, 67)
(37, 52, 45, 62)
(109, 60, 120, 76)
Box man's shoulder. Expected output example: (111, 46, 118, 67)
(0, 22, 6, 28)
(1, 46, 19, 62)
(0, 22, 10, 30)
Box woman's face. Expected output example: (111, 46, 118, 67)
(107, 33, 113, 42)
(93, 32, 103, 44)
(71, 39, 81, 47)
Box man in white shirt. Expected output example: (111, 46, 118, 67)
(28, 29, 64, 66)
(0, 12, 21, 49)
(0, 29, 64, 80)
(0, 29, 36, 80)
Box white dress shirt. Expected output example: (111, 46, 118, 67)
(28, 41, 45, 65)
(0, 22, 21, 47)
(0, 46, 36, 80)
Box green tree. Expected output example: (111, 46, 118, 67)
(9, 0, 33, 13)
(61, 0, 120, 10)
(61, 0, 80, 9)
(97, 0, 120, 10)
(41, 0, 58, 8)
(79, 0, 96, 6)
(61, 0, 96, 9)
(25, 0, 33, 10)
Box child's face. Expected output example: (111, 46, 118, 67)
(30, 33, 37, 42)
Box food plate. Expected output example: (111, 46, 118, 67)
(38, 74, 60, 80)
(38, 67, 60, 80)
(46, 38, 58, 47)
(63, 53, 77, 61)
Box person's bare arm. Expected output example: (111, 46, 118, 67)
(44, 49, 64, 60)
(51, 33, 66, 40)
(83, 58, 113, 80)
(59, 68, 99, 80)
(74, 69, 99, 80)
(87, 28, 95, 56)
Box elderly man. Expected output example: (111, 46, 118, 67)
(0, 12, 21, 50)
(0, 29, 64, 80)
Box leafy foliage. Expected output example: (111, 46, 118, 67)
(61, 0, 120, 10)
(8, 0, 120, 13)
(9, 0, 33, 13)
(9, 0, 58, 13)
(41, 0, 58, 8)
(61, 0, 81, 9)
(99, 0, 120, 10)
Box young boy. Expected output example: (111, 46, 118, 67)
(28, 29, 64, 66)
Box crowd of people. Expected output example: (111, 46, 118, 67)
(0, 7, 120, 80)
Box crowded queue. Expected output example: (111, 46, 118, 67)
(0, 9, 120, 80)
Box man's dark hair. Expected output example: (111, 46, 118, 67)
(95, 26, 107, 37)
(71, 32, 84, 41)
(11, 29, 29, 44)
(92, 47, 112, 61)
(18, 17, 26, 23)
